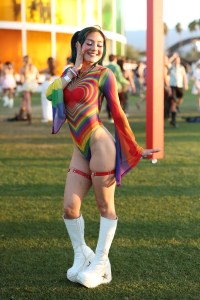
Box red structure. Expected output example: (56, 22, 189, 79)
(146, 0, 164, 159)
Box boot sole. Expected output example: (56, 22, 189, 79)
(76, 260, 112, 288)
(77, 272, 112, 288)
(67, 252, 95, 283)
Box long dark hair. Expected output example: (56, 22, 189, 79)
(70, 26, 106, 66)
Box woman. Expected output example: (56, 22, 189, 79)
(20, 55, 39, 124)
(40, 57, 57, 122)
(1, 61, 16, 108)
(46, 26, 159, 289)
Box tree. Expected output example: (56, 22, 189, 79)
(175, 22, 182, 34)
(163, 22, 169, 51)
(188, 20, 197, 32)
(175, 23, 182, 53)
(163, 22, 168, 35)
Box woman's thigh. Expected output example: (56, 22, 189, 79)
(64, 147, 92, 214)
(90, 127, 116, 171)
(89, 127, 117, 218)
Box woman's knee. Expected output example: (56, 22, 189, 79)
(63, 201, 80, 219)
(96, 200, 116, 219)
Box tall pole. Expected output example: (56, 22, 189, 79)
(146, 0, 164, 159)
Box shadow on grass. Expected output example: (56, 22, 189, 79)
(1, 219, 199, 240)
(1, 183, 200, 197)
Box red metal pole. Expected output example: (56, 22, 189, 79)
(146, 0, 164, 159)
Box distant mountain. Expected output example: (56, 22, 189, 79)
(125, 28, 200, 52)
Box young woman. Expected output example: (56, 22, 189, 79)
(20, 55, 39, 124)
(40, 57, 57, 122)
(46, 26, 160, 289)
(1, 61, 16, 108)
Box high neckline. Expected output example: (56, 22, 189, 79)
(78, 65, 95, 78)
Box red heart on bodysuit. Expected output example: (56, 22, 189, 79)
(63, 87, 85, 108)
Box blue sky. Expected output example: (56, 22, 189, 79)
(123, 0, 200, 31)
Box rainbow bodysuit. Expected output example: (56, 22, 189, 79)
(46, 66, 143, 186)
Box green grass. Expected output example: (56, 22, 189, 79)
(0, 87, 200, 300)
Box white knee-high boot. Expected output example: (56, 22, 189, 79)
(3, 96, 9, 107)
(63, 215, 95, 283)
(9, 98, 14, 108)
(77, 216, 118, 288)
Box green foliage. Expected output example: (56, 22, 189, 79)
(175, 22, 182, 34)
(0, 88, 200, 299)
(163, 22, 168, 35)
(188, 20, 198, 32)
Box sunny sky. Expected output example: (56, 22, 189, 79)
(122, 0, 200, 31)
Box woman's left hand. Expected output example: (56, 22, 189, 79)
(75, 42, 84, 70)
(142, 148, 160, 158)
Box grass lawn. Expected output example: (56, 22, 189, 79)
(0, 87, 200, 300)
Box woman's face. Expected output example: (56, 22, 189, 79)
(81, 31, 104, 64)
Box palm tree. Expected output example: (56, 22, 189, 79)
(163, 22, 169, 51)
(188, 20, 197, 32)
(175, 22, 182, 34)
(197, 19, 200, 29)
(163, 22, 168, 35)
(175, 23, 182, 53)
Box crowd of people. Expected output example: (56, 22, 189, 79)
(0, 55, 56, 124)
(0, 51, 200, 126)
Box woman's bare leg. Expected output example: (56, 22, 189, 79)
(89, 128, 117, 220)
(63, 147, 94, 283)
(77, 128, 117, 288)
(64, 147, 92, 219)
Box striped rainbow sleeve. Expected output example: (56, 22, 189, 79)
(46, 77, 67, 134)
(100, 68, 144, 186)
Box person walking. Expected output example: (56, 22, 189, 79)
(169, 55, 188, 127)
(46, 26, 160, 289)
(106, 54, 129, 122)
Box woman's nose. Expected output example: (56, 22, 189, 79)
(91, 43, 98, 50)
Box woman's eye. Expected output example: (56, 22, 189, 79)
(87, 43, 92, 46)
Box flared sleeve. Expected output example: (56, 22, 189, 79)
(46, 77, 67, 134)
(99, 68, 144, 186)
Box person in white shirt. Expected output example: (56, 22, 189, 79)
(192, 61, 200, 111)
(169, 55, 188, 127)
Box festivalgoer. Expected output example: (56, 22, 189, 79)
(40, 57, 57, 122)
(1, 61, 16, 108)
(46, 26, 160, 289)
(135, 61, 146, 110)
(117, 58, 136, 116)
(106, 54, 129, 122)
(20, 55, 39, 123)
(8, 55, 39, 123)
(169, 55, 188, 127)
(192, 61, 200, 111)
